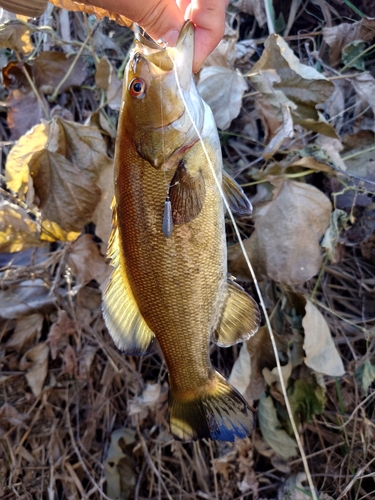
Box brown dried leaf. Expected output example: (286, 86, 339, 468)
(229, 326, 289, 400)
(62, 345, 77, 377)
(197, 66, 247, 130)
(34, 51, 87, 95)
(48, 118, 111, 183)
(29, 149, 101, 233)
(67, 234, 108, 287)
(92, 159, 114, 244)
(250, 35, 337, 139)
(0, 23, 33, 54)
(323, 17, 375, 67)
(95, 57, 122, 111)
(229, 179, 332, 284)
(0, 0, 47, 17)
(104, 428, 137, 500)
(0, 278, 55, 319)
(49, 0, 132, 27)
(19, 342, 49, 396)
(0, 403, 29, 430)
(303, 299, 345, 377)
(0, 201, 42, 252)
(47, 310, 76, 360)
(7, 88, 43, 141)
(352, 72, 375, 119)
(6, 313, 44, 352)
(203, 22, 238, 69)
(5, 122, 49, 197)
(233, 0, 267, 27)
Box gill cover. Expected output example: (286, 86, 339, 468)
(123, 21, 204, 168)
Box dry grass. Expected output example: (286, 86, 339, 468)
(1, 0, 375, 498)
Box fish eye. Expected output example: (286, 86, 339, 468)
(129, 78, 146, 98)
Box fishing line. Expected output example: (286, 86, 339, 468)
(169, 51, 317, 499)
(157, 44, 174, 239)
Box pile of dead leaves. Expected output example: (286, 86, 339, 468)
(0, 1, 375, 499)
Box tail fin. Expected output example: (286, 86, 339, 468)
(169, 371, 255, 442)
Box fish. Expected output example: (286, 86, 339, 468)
(103, 21, 260, 442)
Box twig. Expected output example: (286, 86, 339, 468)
(138, 428, 174, 500)
(49, 20, 99, 102)
(16, 52, 50, 119)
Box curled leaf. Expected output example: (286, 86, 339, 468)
(302, 299, 345, 377)
(198, 66, 247, 130)
(258, 394, 298, 459)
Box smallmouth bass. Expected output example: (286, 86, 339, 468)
(103, 21, 260, 441)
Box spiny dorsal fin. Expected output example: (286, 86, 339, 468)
(213, 277, 260, 347)
(222, 170, 253, 216)
(102, 204, 155, 355)
(169, 159, 206, 225)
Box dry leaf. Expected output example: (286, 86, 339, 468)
(229, 179, 332, 284)
(104, 428, 137, 500)
(48, 118, 111, 183)
(29, 149, 101, 233)
(197, 67, 247, 130)
(0, 279, 55, 319)
(232, 0, 267, 27)
(49, 0, 132, 27)
(0, 23, 33, 54)
(258, 394, 298, 459)
(0, 403, 29, 430)
(0, 201, 43, 253)
(47, 310, 76, 360)
(278, 472, 314, 500)
(203, 22, 238, 69)
(95, 57, 122, 111)
(6, 313, 44, 352)
(34, 51, 87, 95)
(263, 103, 294, 159)
(6, 122, 49, 197)
(7, 88, 43, 141)
(19, 342, 49, 396)
(67, 234, 108, 287)
(229, 343, 252, 396)
(129, 383, 162, 423)
(250, 35, 337, 139)
(92, 159, 114, 244)
(323, 17, 375, 67)
(352, 72, 375, 118)
(302, 299, 345, 377)
(62, 345, 77, 377)
(0, 0, 47, 17)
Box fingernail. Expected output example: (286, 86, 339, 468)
(162, 29, 179, 47)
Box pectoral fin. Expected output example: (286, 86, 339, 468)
(222, 170, 253, 215)
(169, 159, 206, 225)
(102, 207, 155, 355)
(213, 277, 260, 347)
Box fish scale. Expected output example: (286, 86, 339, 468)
(103, 21, 260, 441)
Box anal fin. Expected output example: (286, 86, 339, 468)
(102, 211, 155, 355)
(222, 170, 253, 215)
(213, 277, 260, 347)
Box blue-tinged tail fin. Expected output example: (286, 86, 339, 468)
(169, 371, 254, 442)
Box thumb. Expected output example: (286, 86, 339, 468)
(86, 0, 185, 46)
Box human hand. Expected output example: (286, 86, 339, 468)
(85, 0, 228, 72)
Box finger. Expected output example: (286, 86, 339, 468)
(87, 0, 185, 46)
(188, 0, 228, 72)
